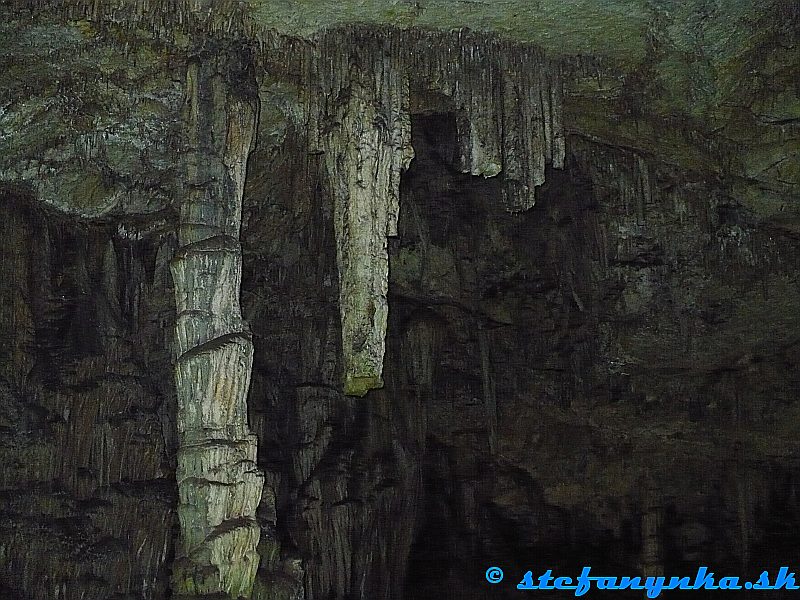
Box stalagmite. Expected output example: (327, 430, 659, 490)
(319, 32, 414, 397)
(170, 48, 264, 598)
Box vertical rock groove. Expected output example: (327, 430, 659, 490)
(170, 47, 264, 598)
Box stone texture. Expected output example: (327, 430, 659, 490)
(0, 3, 798, 600)
(317, 31, 414, 396)
(169, 48, 264, 598)
(0, 193, 177, 600)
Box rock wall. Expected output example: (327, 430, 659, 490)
(0, 4, 798, 600)
(0, 193, 178, 599)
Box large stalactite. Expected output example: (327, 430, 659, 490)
(312, 29, 565, 397)
(318, 33, 414, 397)
(169, 47, 264, 598)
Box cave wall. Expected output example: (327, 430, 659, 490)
(237, 107, 800, 599)
(0, 192, 178, 598)
(0, 2, 799, 599)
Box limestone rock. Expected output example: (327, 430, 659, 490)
(318, 32, 414, 396)
(170, 46, 264, 598)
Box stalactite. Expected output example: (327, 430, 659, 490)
(307, 28, 565, 395)
(405, 29, 564, 211)
(169, 48, 263, 598)
(317, 30, 414, 397)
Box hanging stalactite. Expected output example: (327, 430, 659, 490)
(312, 28, 565, 396)
(317, 30, 414, 397)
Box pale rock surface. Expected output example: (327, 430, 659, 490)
(169, 50, 264, 598)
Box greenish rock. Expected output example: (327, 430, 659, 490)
(344, 375, 385, 398)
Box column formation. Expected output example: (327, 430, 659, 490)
(170, 50, 264, 598)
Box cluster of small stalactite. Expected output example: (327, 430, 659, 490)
(10, 0, 261, 42)
(264, 26, 566, 211)
(402, 28, 565, 211)
(1, 485, 173, 600)
(0, 368, 174, 600)
(0, 190, 179, 600)
(568, 134, 786, 278)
